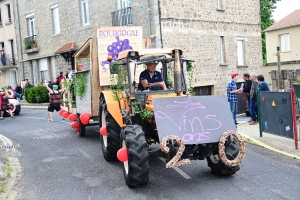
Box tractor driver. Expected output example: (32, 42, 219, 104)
(138, 61, 167, 91)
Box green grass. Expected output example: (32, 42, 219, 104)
(6, 166, 12, 178)
(0, 186, 5, 193)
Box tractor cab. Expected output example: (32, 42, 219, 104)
(109, 48, 194, 96)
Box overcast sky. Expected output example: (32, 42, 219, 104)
(272, 0, 300, 22)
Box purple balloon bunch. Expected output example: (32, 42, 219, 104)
(106, 36, 133, 61)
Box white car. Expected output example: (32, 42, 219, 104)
(7, 98, 21, 116)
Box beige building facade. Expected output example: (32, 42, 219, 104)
(14, 0, 262, 94)
(264, 9, 300, 90)
(0, 0, 18, 88)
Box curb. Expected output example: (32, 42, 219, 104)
(22, 106, 48, 109)
(238, 131, 300, 160)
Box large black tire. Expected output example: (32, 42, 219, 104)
(206, 137, 240, 176)
(99, 95, 121, 161)
(121, 125, 149, 188)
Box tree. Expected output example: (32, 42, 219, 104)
(260, 0, 281, 63)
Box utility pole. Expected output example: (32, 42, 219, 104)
(277, 46, 281, 89)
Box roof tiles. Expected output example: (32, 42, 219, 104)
(265, 9, 300, 32)
(55, 42, 79, 53)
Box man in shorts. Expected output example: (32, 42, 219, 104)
(45, 83, 61, 122)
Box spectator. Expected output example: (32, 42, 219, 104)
(55, 72, 65, 90)
(0, 86, 14, 119)
(48, 79, 54, 89)
(257, 75, 270, 91)
(44, 83, 62, 122)
(241, 73, 252, 122)
(0, 49, 6, 66)
(65, 68, 73, 79)
(20, 78, 26, 100)
(227, 72, 240, 125)
(14, 84, 22, 100)
(249, 73, 258, 125)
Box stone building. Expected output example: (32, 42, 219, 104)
(14, 0, 262, 93)
(264, 9, 300, 90)
(0, 0, 18, 88)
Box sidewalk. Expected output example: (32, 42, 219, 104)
(237, 122, 300, 159)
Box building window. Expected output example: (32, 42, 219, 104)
(26, 13, 36, 36)
(81, 0, 90, 25)
(4, 3, 12, 23)
(40, 71, 49, 82)
(280, 34, 290, 52)
(220, 36, 225, 64)
(237, 37, 245, 66)
(51, 4, 60, 34)
(117, 0, 131, 9)
(217, 0, 223, 10)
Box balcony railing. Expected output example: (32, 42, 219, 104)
(0, 53, 17, 66)
(111, 7, 132, 26)
(24, 35, 38, 52)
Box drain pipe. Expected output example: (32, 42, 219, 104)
(14, 0, 25, 78)
(146, 0, 152, 38)
(158, 0, 163, 48)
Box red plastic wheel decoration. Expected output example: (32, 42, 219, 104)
(99, 126, 107, 136)
(68, 113, 77, 121)
(117, 148, 128, 162)
(62, 112, 70, 119)
(71, 122, 75, 129)
(59, 110, 65, 116)
(80, 113, 91, 125)
(74, 127, 79, 132)
(73, 121, 80, 128)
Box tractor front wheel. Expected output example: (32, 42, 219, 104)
(121, 125, 149, 188)
(206, 136, 240, 176)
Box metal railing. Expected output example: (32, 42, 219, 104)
(111, 7, 132, 26)
(0, 53, 17, 66)
(24, 35, 37, 50)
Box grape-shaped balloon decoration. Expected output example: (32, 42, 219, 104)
(101, 36, 133, 71)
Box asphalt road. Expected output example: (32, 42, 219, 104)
(1, 108, 300, 200)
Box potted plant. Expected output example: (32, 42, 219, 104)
(31, 39, 37, 48)
(24, 40, 31, 50)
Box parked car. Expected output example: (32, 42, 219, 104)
(4, 99, 21, 116)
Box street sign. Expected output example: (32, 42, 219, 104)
(273, 53, 284, 56)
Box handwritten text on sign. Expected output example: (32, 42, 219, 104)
(152, 96, 236, 144)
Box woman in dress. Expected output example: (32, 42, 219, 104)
(0, 86, 14, 119)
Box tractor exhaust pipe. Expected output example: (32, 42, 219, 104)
(174, 50, 182, 96)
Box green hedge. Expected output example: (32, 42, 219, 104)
(24, 86, 49, 103)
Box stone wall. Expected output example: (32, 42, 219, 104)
(15, 0, 262, 94)
(159, 0, 262, 95)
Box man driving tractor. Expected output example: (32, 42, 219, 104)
(138, 61, 167, 91)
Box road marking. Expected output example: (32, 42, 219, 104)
(26, 117, 47, 120)
(0, 134, 15, 152)
(158, 157, 191, 179)
(61, 121, 71, 124)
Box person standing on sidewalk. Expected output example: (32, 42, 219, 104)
(227, 72, 241, 125)
(241, 73, 252, 122)
(249, 73, 258, 125)
(257, 75, 270, 91)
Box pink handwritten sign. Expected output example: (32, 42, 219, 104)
(152, 96, 236, 144)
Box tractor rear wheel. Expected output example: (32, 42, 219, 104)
(99, 96, 121, 161)
(206, 137, 240, 176)
(121, 125, 149, 188)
